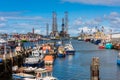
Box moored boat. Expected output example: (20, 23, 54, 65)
(98, 43, 105, 49)
(65, 42, 75, 55)
(23, 67, 37, 73)
(44, 55, 54, 65)
(105, 42, 113, 49)
(23, 48, 44, 67)
(117, 52, 120, 65)
(24, 68, 58, 80)
(12, 73, 35, 80)
(35, 68, 58, 80)
(78, 37, 83, 41)
(57, 46, 66, 57)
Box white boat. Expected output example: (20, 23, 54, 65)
(57, 46, 66, 57)
(35, 68, 58, 80)
(23, 67, 37, 73)
(64, 42, 75, 55)
(23, 49, 44, 67)
(12, 73, 35, 79)
(12, 65, 18, 72)
(0, 38, 7, 43)
(23, 68, 58, 80)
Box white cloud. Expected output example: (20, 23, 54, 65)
(110, 12, 119, 16)
(62, 0, 120, 6)
(20, 30, 25, 33)
(78, 26, 95, 33)
(5, 16, 43, 21)
(0, 17, 6, 21)
(104, 12, 120, 31)
(74, 18, 83, 26)
(73, 16, 102, 27)
(0, 11, 22, 16)
(68, 29, 79, 36)
(0, 23, 6, 27)
(85, 20, 100, 26)
(12, 30, 17, 33)
(35, 29, 41, 34)
(0, 30, 8, 33)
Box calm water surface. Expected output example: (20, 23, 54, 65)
(52, 40, 120, 80)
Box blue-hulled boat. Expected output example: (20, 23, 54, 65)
(94, 39, 101, 45)
(57, 46, 66, 57)
(105, 43, 113, 49)
(12, 73, 35, 80)
(117, 53, 120, 65)
(0, 58, 2, 63)
(57, 53, 65, 57)
(65, 42, 75, 55)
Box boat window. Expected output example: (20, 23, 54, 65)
(42, 73, 47, 78)
(48, 72, 52, 76)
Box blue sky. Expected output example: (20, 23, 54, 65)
(0, 0, 120, 36)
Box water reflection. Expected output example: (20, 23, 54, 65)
(68, 55, 73, 61)
(53, 40, 120, 80)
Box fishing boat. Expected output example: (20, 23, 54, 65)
(44, 55, 54, 65)
(23, 68, 58, 80)
(12, 73, 35, 80)
(94, 39, 101, 45)
(98, 43, 105, 49)
(23, 67, 37, 73)
(117, 52, 120, 65)
(78, 37, 83, 41)
(105, 42, 113, 49)
(23, 48, 44, 67)
(35, 68, 58, 80)
(57, 46, 66, 57)
(64, 42, 75, 55)
(7, 39, 18, 49)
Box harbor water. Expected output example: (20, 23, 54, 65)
(15, 40, 120, 80)
(52, 40, 120, 80)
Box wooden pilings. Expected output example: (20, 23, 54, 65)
(0, 48, 32, 79)
(90, 57, 100, 80)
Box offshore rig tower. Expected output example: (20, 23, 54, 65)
(59, 11, 69, 38)
(50, 12, 59, 39)
(50, 11, 69, 39)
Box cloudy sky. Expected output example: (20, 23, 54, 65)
(0, 0, 120, 36)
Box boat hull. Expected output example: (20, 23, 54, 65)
(23, 60, 44, 67)
(57, 53, 65, 57)
(98, 46, 105, 49)
(12, 73, 35, 79)
(66, 50, 75, 55)
(117, 59, 120, 65)
(105, 43, 113, 49)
